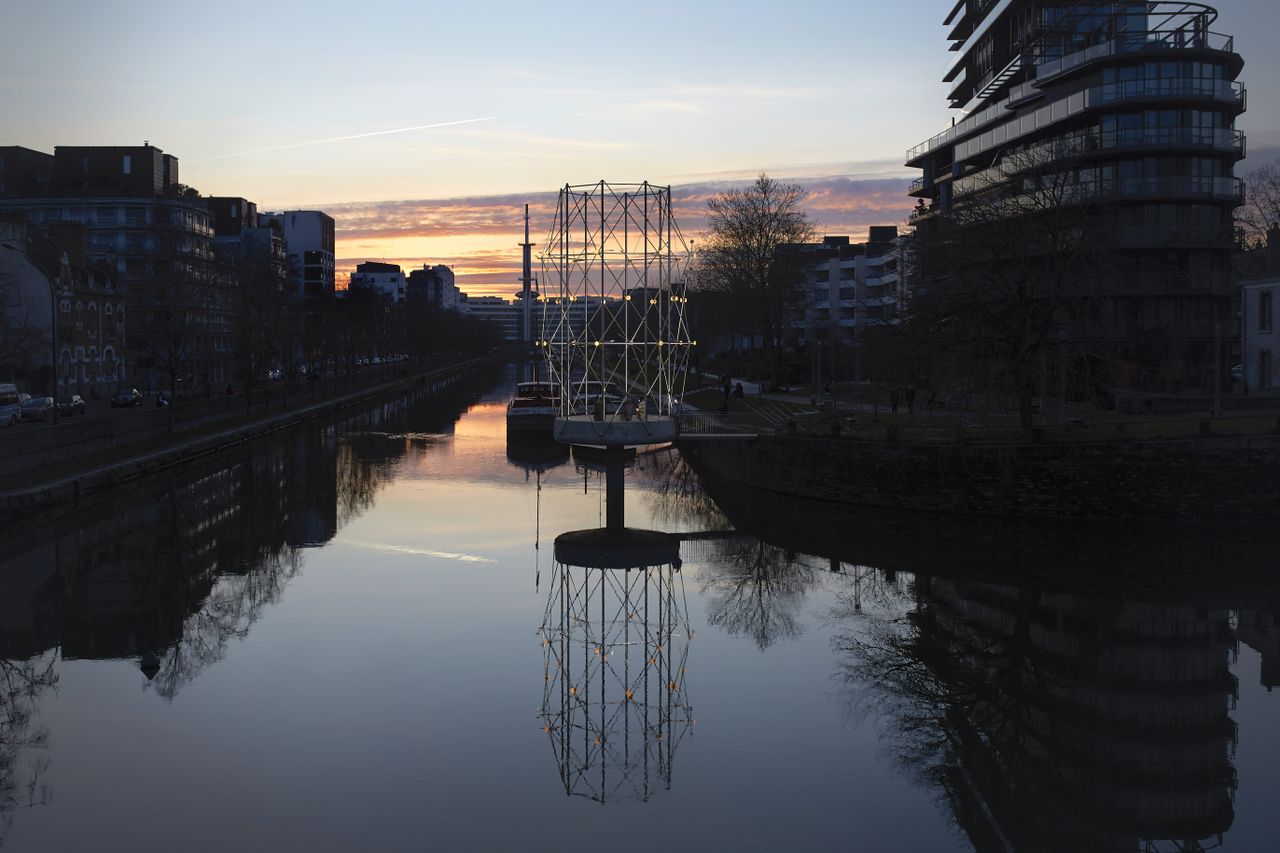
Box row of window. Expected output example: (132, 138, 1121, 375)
(1104, 108, 1229, 131)
(1103, 60, 1227, 85)
(1115, 203, 1231, 229)
(59, 299, 125, 317)
(954, 78, 1240, 163)
(29, 203, 213, 234)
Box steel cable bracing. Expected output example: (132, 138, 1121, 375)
(537, 559, 693, 802)
(539, 182, 692, 435)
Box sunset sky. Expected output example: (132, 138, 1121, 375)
(5, 0, 1279, 297)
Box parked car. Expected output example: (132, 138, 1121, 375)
(56, 394, 87, 416)
(111, 387, 143, 408)
(1, 388, 31, 426)
(19, 396, 54, 422)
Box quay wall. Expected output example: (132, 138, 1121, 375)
(678, 433, 1280, 521)
(0, 359, 489, 523)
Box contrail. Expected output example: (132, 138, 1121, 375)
(190, 117, 494, 162)
(339, 538, 495, 564)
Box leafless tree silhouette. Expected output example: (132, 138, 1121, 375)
(0, 652, 57, 847)
(701, 540, 817, 650)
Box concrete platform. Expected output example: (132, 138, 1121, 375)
(553, 415, 677, 446)
(554, 527, 682, 569)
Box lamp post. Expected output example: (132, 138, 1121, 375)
(49, 272, 59, 424)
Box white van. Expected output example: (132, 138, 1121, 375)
(0, 383, 30, 426)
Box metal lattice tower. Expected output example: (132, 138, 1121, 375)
(539, 181, 692, 448)
(537, 550, 694, 803)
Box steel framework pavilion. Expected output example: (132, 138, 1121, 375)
(540, 181, 692, 449)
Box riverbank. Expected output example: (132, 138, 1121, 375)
(679, 429, 1280, 521)
(0, 357, 490, 522)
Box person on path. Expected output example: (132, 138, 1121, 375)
(890, 387, 900, 414)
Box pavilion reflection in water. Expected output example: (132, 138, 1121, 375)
(538, 529, 694, 803)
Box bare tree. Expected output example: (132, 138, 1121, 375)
(232, 250, 290, 415)
(0, 271, 49, 384)
(909, 140, 1109, 428)
(1239, 157, 1280, 237)
(1237, 157, 1280, 275)
(699, 174, 817, 389)
(0, 653, 57, 846)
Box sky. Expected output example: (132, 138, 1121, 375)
(3, 0, 1279, 297)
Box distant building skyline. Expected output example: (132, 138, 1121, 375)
(3, 1, 1277, 298)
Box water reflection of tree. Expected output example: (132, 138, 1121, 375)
(701, 540, 817, 650)
(634, 448, 731, 531)
(835, 575, 1239, 852)
(147, 548, 302, 701)
(835, 584, 1059, 839)
(335, 439, 398, 529)
(0, 653, 57, 847)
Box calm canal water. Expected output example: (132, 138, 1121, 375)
(2, 363, 1278, 852)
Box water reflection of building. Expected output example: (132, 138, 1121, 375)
(862, 575, 1239, 853)
(1238, 609, 1280, 691)
(287, 424, 338, 547)
(0, 423, 342, 671)
(538, 536, 693, 803)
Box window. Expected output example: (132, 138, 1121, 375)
(1260, 289, 1274, 332)
(60, 299, 70, 313)
(122, 155, 132, 175)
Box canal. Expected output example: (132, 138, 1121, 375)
(1, 363, 1278, 852)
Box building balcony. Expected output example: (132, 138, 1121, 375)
(1091, 79, 1245, 113)
(952, 79, 1246, 165)
(909, 176, 930, 197)
(1107, 224, 1236, 249)
(909, 25, 1243, 167)
(909, 205, 940, 225)
(1035, 28, 1238, 89)
(1093, 127, 1245, 159)
(1100, 175, 1245, 205)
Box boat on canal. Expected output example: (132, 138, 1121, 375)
(506, 381, 559, 435)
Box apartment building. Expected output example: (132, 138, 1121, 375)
(907, 1, 1246, 387)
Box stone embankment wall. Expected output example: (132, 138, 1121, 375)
(0, 359, 488, 522)
(680, 433, 1280, 520)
